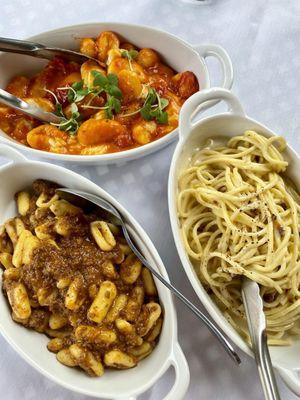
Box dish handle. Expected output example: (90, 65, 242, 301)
(279, 368, 300, 396)
(0, 143, 27, 164)
(114, 342, 189, 400)
(179, 88, 245, 140)
(163, 342, 190, 400)
(193, 43, 233, 91)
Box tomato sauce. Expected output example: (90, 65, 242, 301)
(0, 31, 199, 155)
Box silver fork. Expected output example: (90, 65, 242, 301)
(56, 187, 241, 365)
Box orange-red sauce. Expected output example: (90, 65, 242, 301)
(0, 31, 199, 155)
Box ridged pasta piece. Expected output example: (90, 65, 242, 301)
(0, 252, 13, 269)
(50, 199, 81, 217)
(56, 348, 77, 367)
(36, 192, 59, 208)
(16, 191, 30, 216)
(65, 275, 85, 311)
(129, 341, 153, 361)
(137, 302, 161, 337)
(104, 349, 136, 369)
(125, 286, 144, 322)
(105, 294, 128, 323)
(47, 338, 65, 353)
(120, 254, 142, 284)
(49, 313, 68, 330)
(12, 230, 39, 268)
(69, 344, 104, 377)
(75, 325, 117, 344)
(90, 221, 116, 251)
(142, 267, 158, 296)
(7, 283, 31, 320)
(88, 281, 117, 323)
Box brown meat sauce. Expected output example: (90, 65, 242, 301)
(1, 180, 162, 375)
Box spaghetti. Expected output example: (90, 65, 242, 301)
(177, 130, 300, 345)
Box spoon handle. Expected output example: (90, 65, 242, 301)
(122, 227, 241, 365)
(242, 278, 281, 400)
(0, 89, 61, 123)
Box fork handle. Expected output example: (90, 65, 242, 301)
(121, 227, 241, 365)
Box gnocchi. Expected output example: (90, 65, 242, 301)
(0, 30, 199, 156)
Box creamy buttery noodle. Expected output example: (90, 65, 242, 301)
(177, 130, 300, 345)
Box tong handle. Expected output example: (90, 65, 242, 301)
(242, 278, 281, 400)
(0, 89, 61, 123)
(0, 37, 44, 56)
(256, 331, 281, 400)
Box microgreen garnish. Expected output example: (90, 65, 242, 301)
(121, 49, 138, 71)
(119, 108, 142, 118)
(52, 102, 81, 134)
(66, 81, 91, 103)
(44, 88, 60, 105)
(54, 103, 64, 118)
(121, 49, 138, 60)
(91, 71, 122, 98)
(105, 95, 121, 118)
(91, 71, 122, 118)
(45, 88, 82, 134)
(119, 87, 169, 123)
(46, 65, 167, 136)
(47, 70, 123, 135)
(140, 88, 169, 124)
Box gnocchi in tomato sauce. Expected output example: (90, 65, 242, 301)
(0, 31, 199, 155)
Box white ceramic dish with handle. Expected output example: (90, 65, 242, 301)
(168, 87, 300, 396)
(0, 22, 233, 165)
(0, 143, 189, 400)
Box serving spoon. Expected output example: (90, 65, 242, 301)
(56, 187, 241, 365)
(242, 277, 281, 399)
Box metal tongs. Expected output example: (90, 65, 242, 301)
(0, 36, 105, 122)
(0, 36, 104, 65)
(242, 277, 281, 399)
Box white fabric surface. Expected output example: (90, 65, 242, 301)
(0, 0, 300, 399)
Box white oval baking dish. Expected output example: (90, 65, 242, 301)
(168, 87, 300, 396)
(0, 144, 189, 400)
(0, 22, 233, 165)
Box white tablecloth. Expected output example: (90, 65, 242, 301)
(1, 0, 300, 398)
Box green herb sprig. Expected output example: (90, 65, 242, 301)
(46, 89, 81, 134)
(48, 65, 168, 136)
(121, 49, 138, 60)
(121, 49, 138, 71)
(52, 102, 81, 134)
(66, 81, 91, 103)
(49, 71, 123, 133)
(140, 88, 169, 124)
(91, 71, 122, 118)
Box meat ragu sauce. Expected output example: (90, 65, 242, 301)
(0, 180, 163, 376)
(0, 31, 199, 155)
